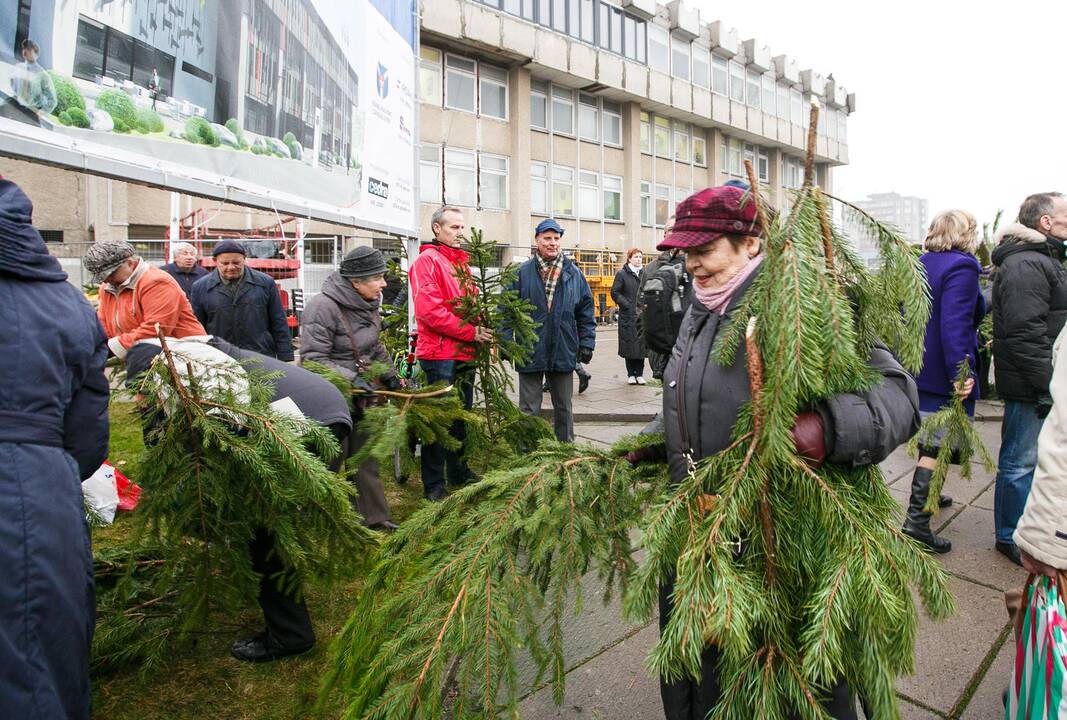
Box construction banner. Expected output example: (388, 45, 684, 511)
(0, 0, 417, 237)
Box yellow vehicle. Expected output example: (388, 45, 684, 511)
(572, 248, 655, 324)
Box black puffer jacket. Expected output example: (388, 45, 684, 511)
(991, 223, 1067, 403)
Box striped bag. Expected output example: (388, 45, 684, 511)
(1007, 572, 1067, 719)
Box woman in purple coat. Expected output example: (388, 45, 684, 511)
(903, 210, 987, 552)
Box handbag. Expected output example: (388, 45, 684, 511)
(1006, 571, 1067, 719)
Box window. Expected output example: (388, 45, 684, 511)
(671, 34, 690, 81)
(762, 74, 775, 114)
(783, 156, 805, 189)
(839, 111, 848, 143)
(551, 86, 574, 134)
(712, 55, 728, 96)
(640, 182, 653, 226)
(824, 108, 836, 140)
(655, 184, 670, 226)
(648, 25, 669, 73)
(757, 148, 769, 183)
(603, 175, 622, 221)
(444, 148, 476, 206)
(777, 83, 790, 121)
(579, 93, 599, 141)
(675, 186, 691, 214)
(480, 64, 508, 119)
(104, 31, 134, 83)
(553, 166, 575, 216)
(790, 88, 803, 125)
(746, 69, 761, 109)
(480, 154, 508, 209)
(551, 0, 566, 31)
(602, 101, 622, 145)
(73, 18, 106, 80)
(580, 0, 595, 43)
(419, 47, 442, 103)
(531, 162, 549, 214)
(73, 16, 175, 91)
(720, 136, 742, 175)
(654, 115, 671, 157)
(445, 54, 476, 112)
(419, 145, 442, 203)
(579, 171, 599, 218)
(729, 61, 745, 102)
(692, 45, 710, 88)
(692, 130, 707, 166)
(640, 111, 651, 153)
(531, 80, 548, 129)
(673, 123, 689, 163)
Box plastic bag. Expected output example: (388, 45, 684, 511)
(82, 462, 120, 524)
(1007, 572, 1067, 719)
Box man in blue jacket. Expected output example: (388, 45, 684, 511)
(0, 178, 110, 719)
(190, 240, 294, 361)
(160, 241, 208, 297)
(510, 219, 596, 441)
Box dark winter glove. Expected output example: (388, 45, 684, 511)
(383, 375, 402, 392)
(578, 347, 594, 365)
(353, 376, 376, 395)
(623, 443, 667, 467)
(1036, 398, 1053, 420)
(792, 411, 827, 469)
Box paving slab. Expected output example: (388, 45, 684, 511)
(972, 483, 995, 512)
(959, 629, 1013, 720)
(882, 447, 918, 487)
(575, 423, 646, 448)
(895, 576, 1008, 715)
(935, 506, 1027, 593)
(938, 465, 995, 509)
(518, 624, 662, 719)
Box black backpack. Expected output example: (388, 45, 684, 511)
(638, 251, 691, 354)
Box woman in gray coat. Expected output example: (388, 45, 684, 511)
(300, 247, 398, 531)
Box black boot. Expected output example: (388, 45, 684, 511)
(902, 467, 952, 553)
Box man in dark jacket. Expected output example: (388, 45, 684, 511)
(509, 218, 596, 442)
(190, 239, 294, 361)
(125, 336, 352, 663)
(990, 191, 1067, 565)
(160, 241, 208, 297)
(0, 179, 110, 719)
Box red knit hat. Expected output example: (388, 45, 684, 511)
(658, 185, 762, 250)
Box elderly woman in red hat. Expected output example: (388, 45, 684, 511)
(641, 184, 922, 720)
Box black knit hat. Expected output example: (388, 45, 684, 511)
(339, 246, 387, 278)
(211, 239, 247, 257)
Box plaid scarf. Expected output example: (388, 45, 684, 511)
(536, 253, 564, 310)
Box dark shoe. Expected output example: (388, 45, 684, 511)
(231, 633, 312, 663)
(996, 541, 1023, 566)
(902, 467, 952, 553)
(425, 486, 447, 502)
(369, 521, 400, 533)
(939, 494, 953, 509)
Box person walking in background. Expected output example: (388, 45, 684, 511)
(990, 192, 1067, 566)
(508, 218, 596, 442)
(902, 210, 987, 553)
(190, 240, 294, 361)
(161, 241, 208, 298)
(638, 216, 692, 380)
(611, 247, 645, 384)
(83, 239, 204, 360)
(299, 246, 399, 532)
(0, 179, 110, 719)
(409, 206, 494, 501)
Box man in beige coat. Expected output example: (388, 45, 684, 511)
(1015, 324, 1067, 576)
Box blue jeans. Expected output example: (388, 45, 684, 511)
(994, 400, 1044, 545)
(419, 360, 475, 497)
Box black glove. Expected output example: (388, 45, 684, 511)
(578, 347, 594, 365)
(1037, 398, 1053, 419)
(353, 376, 375, 394)
(383, 375, 402, 391)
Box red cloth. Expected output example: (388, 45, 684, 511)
(409, 242, 479, 361)
(108, 462, 141, 511)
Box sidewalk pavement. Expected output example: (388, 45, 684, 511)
(513, 327, 1021, 719)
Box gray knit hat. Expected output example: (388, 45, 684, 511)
(83, 241, 135, 283)
(339, 246, 387, 278)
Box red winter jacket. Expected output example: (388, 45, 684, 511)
(409, 242, 478, 361)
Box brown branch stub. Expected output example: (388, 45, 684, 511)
(743, 160, 770, 233)
(804, 101, 820, 187)
(815, 187, 837, 276)
(744, 317, 764, 435)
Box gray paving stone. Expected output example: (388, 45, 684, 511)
(959, 630, 1013, 719)
(896, 699, 943, 719)
(518, 624, 662, 719)
(880, 447, 916, 486)
(895, 576, 1007, 714)
(575, 423, 645, 448)
(935, 506, 1027, 592)
(972, 483, 995, 512)
(939, 466, 995, 509)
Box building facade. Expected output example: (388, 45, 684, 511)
(843, 191, 930, 264)
(416, 0, 854, 258)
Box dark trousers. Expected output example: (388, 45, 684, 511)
(249, 528, 315, 651)
(626, 358, 645, 377)
(658, 579, 857, 720)
(419, 359, 475, 497)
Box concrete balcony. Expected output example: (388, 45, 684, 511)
(743, 39, 772, 72)
(708, 21, 739, 57)
(667, 0, 701, 40)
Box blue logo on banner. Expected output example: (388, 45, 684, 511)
(376, 63, 389, 98)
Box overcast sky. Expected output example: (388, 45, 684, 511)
(690, 0, 1065, 231)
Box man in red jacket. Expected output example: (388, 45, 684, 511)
(409, 206, 493, 501)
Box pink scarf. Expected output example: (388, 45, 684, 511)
(693, 255, 763, 315)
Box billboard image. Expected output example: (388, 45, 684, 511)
(0, 0, 416, 236)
